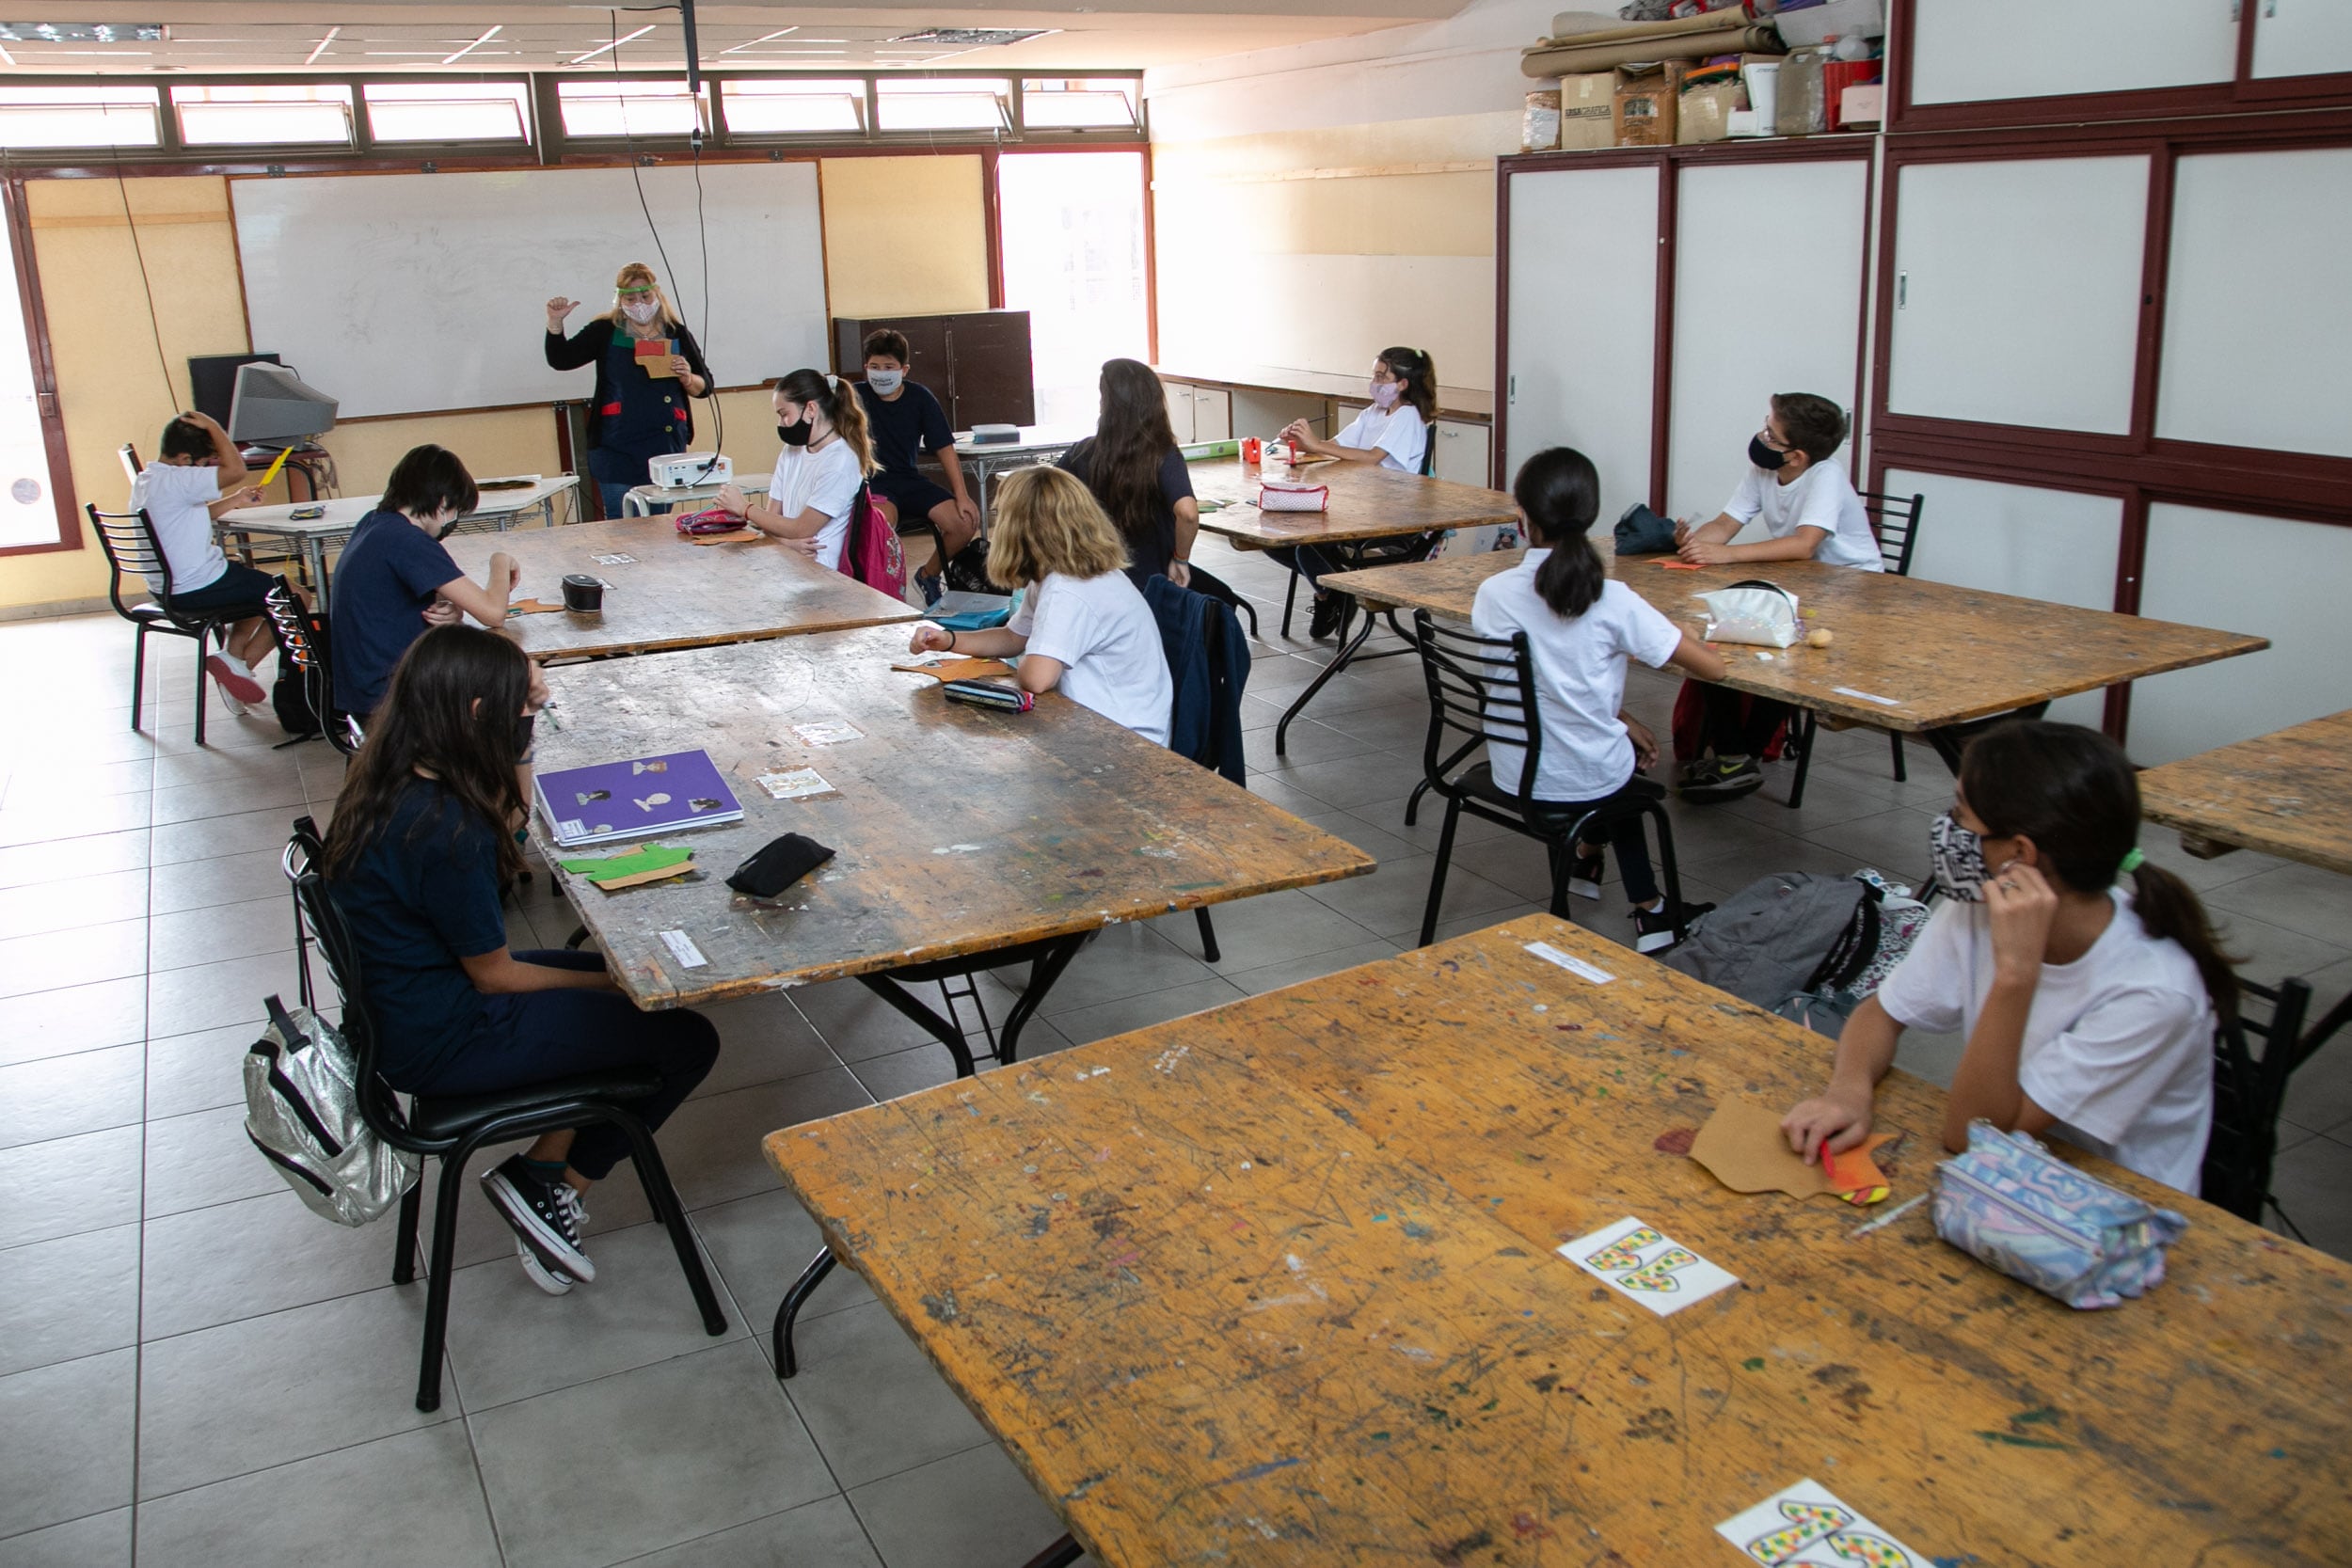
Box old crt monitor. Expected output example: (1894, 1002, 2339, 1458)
(188, 353, 278, 426)
(228, 362, 337, 449)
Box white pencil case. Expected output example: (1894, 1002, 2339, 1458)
(1257, 481, 1329, 513)
(1700, 579, 1802, 648)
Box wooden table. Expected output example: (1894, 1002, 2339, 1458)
(1192, 459, 1519, 753)
(444, 515, 916, 661)
(767, 914, 2352, 1568)
(1327, 548, 2269, 773)
(217, 476, 579, 610)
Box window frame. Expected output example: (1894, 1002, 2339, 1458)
(0, 176, 83, 558)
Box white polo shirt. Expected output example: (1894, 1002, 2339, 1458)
(1334, 404, 1428, 476)
(768, 438, 866, 572)
(129, 462, 229, 594)
(1724, 457, 1883, 570)
(1009, 568, 1172, 747)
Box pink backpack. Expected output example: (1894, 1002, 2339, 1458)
(840, 483, 907, 600)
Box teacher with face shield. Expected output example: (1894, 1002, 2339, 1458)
(544, 261, 715, 517)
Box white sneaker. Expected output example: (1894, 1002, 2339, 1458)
(204, 652, 266, 706)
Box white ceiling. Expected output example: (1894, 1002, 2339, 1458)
(0, 2, 1461, 73)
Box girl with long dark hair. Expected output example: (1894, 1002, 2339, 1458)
(324, 626, 718, 1293)
(1783, 721, 2235, 1194)
(1470, 447, 1725, 953)
(717, 369, 877, 572)
(1056, 358, 1200, 587)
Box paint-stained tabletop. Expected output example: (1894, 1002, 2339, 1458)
(529, 625, 1374, 1008)
(1190, 459, 1516, 549)
(767, 914, 2352, 1568)
(1324, 549, 2268, 733)
(2138, 708, 2352, 876)
(445, 515, 918, 661)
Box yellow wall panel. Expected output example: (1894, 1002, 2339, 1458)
(819, 155, 990, 320)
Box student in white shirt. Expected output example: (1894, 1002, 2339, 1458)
(717, 369, 874, 572)
(1273, 346, 1438, 641)
(1674, 391, 1882, 801)
(1470, 447, 1728, 952)
(129, 409, 278, 710)
(1782, 721, 2234, 1196)
(906, 466, 1172, 747)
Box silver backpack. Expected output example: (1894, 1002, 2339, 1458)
(244, 993, 419, 1227)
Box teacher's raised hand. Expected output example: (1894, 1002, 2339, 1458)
(545, 296, 580, 333)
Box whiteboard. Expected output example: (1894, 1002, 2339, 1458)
(1667, 158, 1867, 521)
(231, 163, 826, 420)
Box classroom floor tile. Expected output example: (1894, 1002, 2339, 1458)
(0, 597, 2345, 1567)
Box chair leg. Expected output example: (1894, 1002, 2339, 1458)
(129, 622, 148, 733)
(1195, 907, 1221, 964)
(415, 1147, 476, 1413)
(1889, 729, 1907, 783)
(772, 1248, 837, 1380)
(1279, 568, 1300, 639)
(389, 1180, 421, 1285)
(1418, 799, 1464, 948)
(1022, 1536, 1086, 1568)
(1786, 709, 1819, 810)
(192, 626, 210, 749)
(1232, 596, 1259, 639)
(1546, 841, 1571, 921)
(616, 1110, 729, 1337)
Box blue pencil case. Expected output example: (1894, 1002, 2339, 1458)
(1932, 1120, 2187, 1310)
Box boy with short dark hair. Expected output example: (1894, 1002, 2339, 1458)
(131, 409, 275, 710)
(851, 328, 978, 600)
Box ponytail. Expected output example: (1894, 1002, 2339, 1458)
(773, 368, 876, 476)
(2130, 862, 2242, 1023)
(1512, 446, 1604, 619)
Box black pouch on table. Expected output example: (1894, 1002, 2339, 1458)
(726, 833, 835, 898)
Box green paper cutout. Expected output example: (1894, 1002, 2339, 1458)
(558, 844, 694, 883)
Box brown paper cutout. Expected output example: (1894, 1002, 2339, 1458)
(1687, 1099, 1898, 1202)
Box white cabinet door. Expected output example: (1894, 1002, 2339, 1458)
(1190, 387, 1231, 442)
(2131, 504, 2352, 765)
(1504, 164, 1661, 526)
(1164, 380, 1193, 444)
(1909, 0, 2238, 104)
(1432, 419, 1491, 488)
(1668, 157, 1867, 521)
(2254, 0, 2352, 79)
(1889, 468, 2122, 730)
(1885, 156, 2149, 436)
(2158, 147, 2352, 459)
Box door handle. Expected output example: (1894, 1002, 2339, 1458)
(1898, 272, 1908, 309)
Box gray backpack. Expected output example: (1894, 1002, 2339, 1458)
(244, 994, 419, 1227)
(1662, 871, 1883, 1008)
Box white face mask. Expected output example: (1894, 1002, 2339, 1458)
(620, 297, 660, 325)
(866, 369, 905, 395)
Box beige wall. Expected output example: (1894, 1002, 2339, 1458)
(819, 155, 991, 321)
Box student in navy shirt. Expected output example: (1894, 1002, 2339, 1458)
(1057, 357, 1200, 588)
(852, 328, 978, 595)
(330, 444, 516, 718)
(323, 626, 718, 1293)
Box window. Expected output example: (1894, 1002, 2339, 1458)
(556, 79, 708, 139)
(876, 78, 1009, 134)
(173, 84, 355, 147)
(1021, 79, 1140, 132)
(0, 208, 68, 550)
(0, 86, 160, 149)
(721, 78, 865, 135)
(363, 82, 531, 144)
(996, 151, 1149, 428)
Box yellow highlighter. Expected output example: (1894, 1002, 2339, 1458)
(257, 447, 293, 491)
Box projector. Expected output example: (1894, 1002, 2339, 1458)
(649, 451, 732, 488)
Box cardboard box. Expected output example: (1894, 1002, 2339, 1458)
(1821, 62, 1880, 130)
(1772, 0, 1885, 50)
(1560, 71, 1615, 150)
(1677, 57, 1754, 144)
(1613, 62, 1682, 148)
(1837, 82, 1885, 128)
(1522, 86, 1562, 152)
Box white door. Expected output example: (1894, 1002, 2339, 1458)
(1503, 164, 1660, 526)
(1667, 157, 1867, 522)
(2131, 503, 2352, 765)
(1163, 380, 1193, 444)
(1431, 419, 1491, 488)
(1889, 468, 2122, 731)
(1885, 156, 2149, 436)
(2157, 146, 2352, 459)
(1908, 0, 2239, 104)
(1190, 387, 1231, 442)
(2254, 0, 2352, 79)
(0, 215, 58, 550)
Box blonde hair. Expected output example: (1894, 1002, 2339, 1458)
(987, 467, 1129, 588)
(605, 262, 679, 329)
(772, 369, 876, 477)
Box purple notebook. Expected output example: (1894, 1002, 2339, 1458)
(533, 750, 745, 847)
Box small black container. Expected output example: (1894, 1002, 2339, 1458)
(561, 573, 605, 612)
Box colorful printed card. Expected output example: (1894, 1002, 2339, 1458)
(1558, 1215, 1739, 1318)
(534, 750, 743, 847)
(1715, 1480, 1928, 1567)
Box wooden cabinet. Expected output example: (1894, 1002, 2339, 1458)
(830, 310, 1035, 430)
(1159, 380, 1232, 443)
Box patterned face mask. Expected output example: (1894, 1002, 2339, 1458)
(1369, 381, 1401, 411)
(1928, 811, 1991, 902)
(621, 297, 660, 325)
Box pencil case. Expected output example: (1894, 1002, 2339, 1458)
(674, 507, 743, 537)
(944, 677, 1034, 713)
(1256, 481, 1328, 513)
(1698, 579, 1802, 648)
(1932, 1121, 2186, 1310)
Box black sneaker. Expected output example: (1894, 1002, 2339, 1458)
(1308, 591, 1344, 640)
(1565, 847, 1605, 901)
(1632, 899, 1714, 955)
(482, 1156, 596, 1282)
(1678, 755, 1764, 802)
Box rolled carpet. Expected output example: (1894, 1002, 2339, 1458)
(1521, 24, 1781, 78)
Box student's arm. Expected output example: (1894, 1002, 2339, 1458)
(1279, 417, 1386, 465)
(460, 946, 617, 993)
(1679, 525, 1826, 567)
(433, 551, 515, 628)
(1170, 497, 1200, 586)
(185, 411, 249, 489)
(1663, 630, 1728, 684)
(909, 623, 1027, 659)
(1782, 994, 1905, 1160)
(1938, 863, 2062, 1151)
(934, 444, 977, 529)
(206, 485, 266, 519)
(1681, 510, 1742, 547)
(736, 495, 829, 541)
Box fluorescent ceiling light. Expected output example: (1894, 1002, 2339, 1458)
(570, 23, 653, 64)
(721, 25, 795, 55)
(442, 24, 501, 64)
(303, 24, 338, 64)
(0, 23, 166, 42)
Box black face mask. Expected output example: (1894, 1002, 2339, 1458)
(1750, 435, 1791, 472)
(512, 713, 536, 759)
(777, 420, 812, 448)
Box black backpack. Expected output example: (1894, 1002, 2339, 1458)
(1662, 872, 1884, 1006)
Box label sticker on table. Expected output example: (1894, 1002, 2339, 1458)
(756, 768, 839, 801)
(1559, 1215, 1737, 1317)
(1715, 1478, 1929, 1566)
(791, 721, 864, 747)
(590, 552, 636, 566)
(658, 928, 707, 970)
(1525, 942, 1613, 984)
(1832, 686, 1902, 707)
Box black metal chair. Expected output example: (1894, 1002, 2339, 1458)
(87, 503, 246, 747)
(280, 820, 727, 1413)
(1784, 489, 1927, 809)
(1409, 610, 1690, 949)
(260, 574, 363, 756)
(2203, 974, 2318, 1237)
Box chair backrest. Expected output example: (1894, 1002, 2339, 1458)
(1420, 428, 1438, 478)
(261, 575, 362, 755)
(2202, 974, 2315, 1225)
(1411, 610, 1543, 810)
(1859, 489, 1925, 577)
(118, 442, 142, 490)
(281, 820, 433, 1155)
(85, 505, 173, 620)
